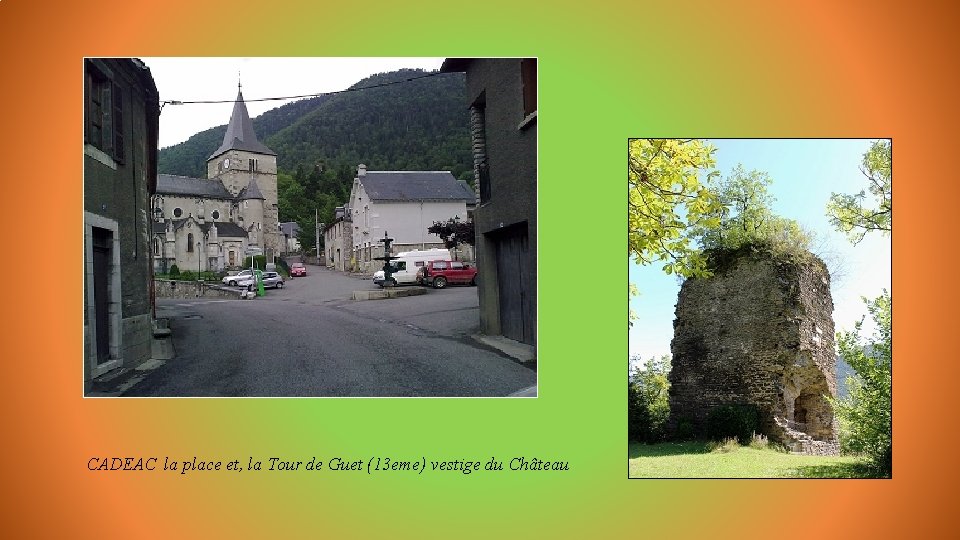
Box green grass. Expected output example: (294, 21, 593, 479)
(628, 442, 879, 478)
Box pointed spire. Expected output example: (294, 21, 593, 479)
(208, 85, 276, 160)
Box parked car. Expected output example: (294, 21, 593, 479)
(261, 271, 284, 289)
(290, 262, 307, 277)
(418, 260, 478, 289)
(222, 269, 255, 287)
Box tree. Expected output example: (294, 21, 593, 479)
(628, 355, 671, 443)
(628, 139, 723, 277)
(428, 217, 475, 254)
(697, 164, 812, 257)
(826, 140, 892, 245)
(832, 291, 892, 476)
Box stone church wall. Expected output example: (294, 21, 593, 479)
(669, 249, 838, 453)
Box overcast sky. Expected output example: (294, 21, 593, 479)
(140, 57, 445, 149)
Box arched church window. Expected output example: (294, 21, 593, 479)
(187, 233, 194, 251)
(173, 207, 182, 218)
(154, 238, 159, 256)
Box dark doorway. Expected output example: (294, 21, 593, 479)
(492, 223, 533, 345)
(794, 397, 808, 424)
(92, 227, 112, 364)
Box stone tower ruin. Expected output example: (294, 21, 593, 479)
(668, 249, 839, 454)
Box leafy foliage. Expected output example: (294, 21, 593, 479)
(628, 139, 723, 277)
(168, 264, 180, 278)
(697, 165, 813, 261)
(427, 217, 475, 250)
(706, 404, 760, 445)
(826, 140, 892, 245)
(832, 291, 892, 476)
(628, 356, 671, 443)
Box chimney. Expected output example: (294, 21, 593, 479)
(358, 164, 367, 178)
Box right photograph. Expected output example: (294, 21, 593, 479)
(628, 139, 891, 478)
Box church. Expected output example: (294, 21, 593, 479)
(151, 86, 282, 274)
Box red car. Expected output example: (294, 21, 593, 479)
(418, 260, 477, 289)
(290, 262, 307, 277)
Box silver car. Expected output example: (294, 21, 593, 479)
(261, 271, 284, 289)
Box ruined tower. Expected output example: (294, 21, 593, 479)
(669, 248, 839, 454)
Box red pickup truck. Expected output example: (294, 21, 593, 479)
(418, 260, 478, 289)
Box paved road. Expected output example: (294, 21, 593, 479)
(126, 264, 536, 397)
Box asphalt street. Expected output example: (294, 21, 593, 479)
(125, 264, 536, 397)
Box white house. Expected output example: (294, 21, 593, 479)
(348, 165, 475, 273)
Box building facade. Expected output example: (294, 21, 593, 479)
(347, 165, 475, 274)
(84, 58, 160, 388)
(152, 87, 282, 272)
(441, 58, 538, 346)
(323, 206, 354, 271)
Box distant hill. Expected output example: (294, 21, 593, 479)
(157, 69, 471, 181)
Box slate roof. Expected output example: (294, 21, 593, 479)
(279, 222, 300, 237)
(360, 171, 475, 202)
(157, 174, 234, 199)
(209, 89, 276, 159)
(237, 178, 265, 200)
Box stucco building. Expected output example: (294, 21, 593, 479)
(151, 86, 282, 272)
(84, 58, 160, 388)
(441, 58, 538, 346)
(346, 165, 475, 273)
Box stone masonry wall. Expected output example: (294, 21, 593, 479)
(668, 250, 838, 453)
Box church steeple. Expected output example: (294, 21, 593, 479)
(208, 87, 276, 160)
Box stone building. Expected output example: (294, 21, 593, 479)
(668, 249, 839, 454)
(440, 58, 537, 346)
(323, 206, 354, 271)
(151, 85, 282, 272)
(83, 58, 159, 388)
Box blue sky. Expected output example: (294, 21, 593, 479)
(628, 139, 891, 368)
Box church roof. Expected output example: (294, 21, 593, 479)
(237, 178, 265, 200)
(157, 174, 234, 199)
(360, 171, 475, 202)
(209, 89, 276, 160)
(202, 221, 248, 238)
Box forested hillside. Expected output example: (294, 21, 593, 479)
(157, 69, 471, 182)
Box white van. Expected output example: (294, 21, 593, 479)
(372, 248, 451, 287)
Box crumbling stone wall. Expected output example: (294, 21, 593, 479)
(669, 249, 838, 454)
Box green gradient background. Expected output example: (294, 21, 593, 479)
(1, 0, 958, 537)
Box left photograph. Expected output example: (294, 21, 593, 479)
(83, 57, 537, 397)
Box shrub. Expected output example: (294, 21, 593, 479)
(169, 264, 180, 278)
(675, 419, 695, 441)
(749, 432, 769, 450)
(706, 404, 759, 445)
(179, 270, 196, 281)
(706, 437, 740, 453)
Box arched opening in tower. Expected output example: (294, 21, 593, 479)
(793, 391, 832, 440)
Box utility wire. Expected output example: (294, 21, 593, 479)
(160, 71, 452, 108)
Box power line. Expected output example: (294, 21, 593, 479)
(160, 71, 452, 108)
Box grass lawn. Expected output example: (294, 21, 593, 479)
(628, 442, 878, 478)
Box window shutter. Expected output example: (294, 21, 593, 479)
(112, 82, 124, 163)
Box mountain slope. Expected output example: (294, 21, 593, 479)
(157, 69, 471, 181)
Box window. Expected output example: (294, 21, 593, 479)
(415, 261, 425, 267)
(154, 238, 160, 256)
(395, 262, 407, 271)
(521, 58, 537, 118)
(249, 158, 258, 172)
(434, 261, 448, 270)
(173, 208, 182, 218)
(211, 210, 220, 220)
(84, 61, 124, 162)
(187, 233, 194, 251)
(451, 261, 464, 270)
